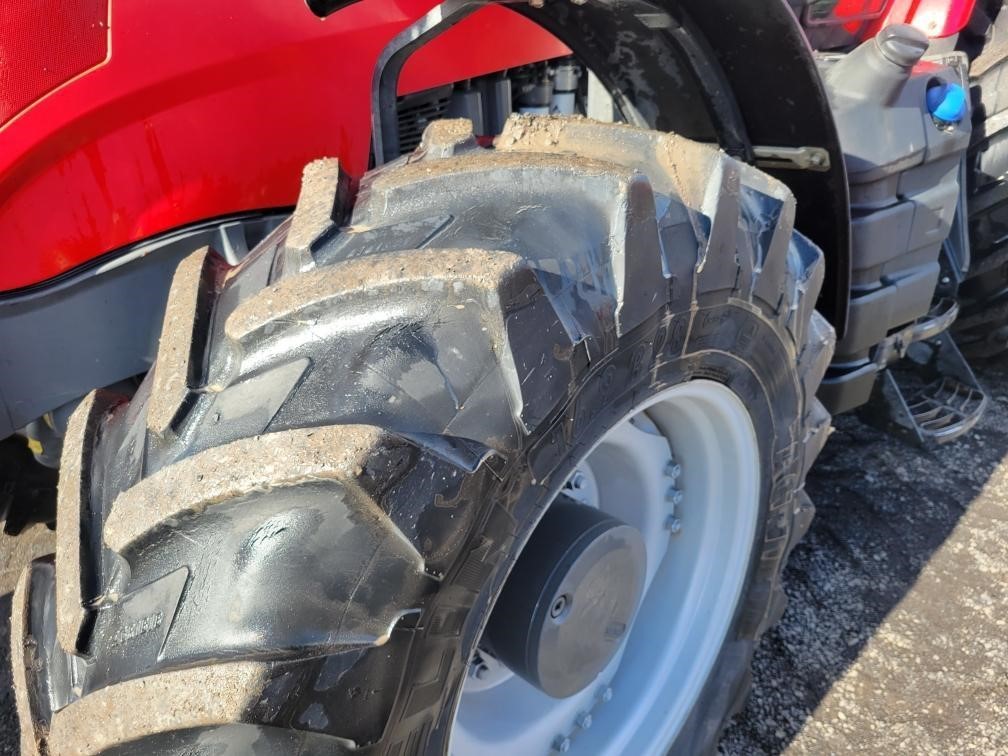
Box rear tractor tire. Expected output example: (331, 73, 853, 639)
(12, 116, 834, 755)
(956, 3, 1008, 356)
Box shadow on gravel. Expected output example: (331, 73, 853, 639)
(721, 360, 1008, 754)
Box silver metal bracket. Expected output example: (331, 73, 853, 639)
(752, 145, 831, 172)
(873, 298, 959, 368)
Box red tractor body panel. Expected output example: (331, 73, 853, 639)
(0, 0, 567, 292)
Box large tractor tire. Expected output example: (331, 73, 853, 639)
(956, 3, 1008, 357)
(12, 116, 834, 755)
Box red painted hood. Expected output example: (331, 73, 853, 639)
(0, 0, 567, 291)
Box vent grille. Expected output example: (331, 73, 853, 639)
(396, 86, 453, 155)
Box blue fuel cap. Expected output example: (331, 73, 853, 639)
(926, 82, 968, 125)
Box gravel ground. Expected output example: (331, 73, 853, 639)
(2, 363, 1007, 754)
(722, 358, 1008, 754)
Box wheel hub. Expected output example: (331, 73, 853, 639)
(483, 498, 647, 699)
(452, 381, 761, 756)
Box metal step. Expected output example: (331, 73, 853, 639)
(870, 332, 988, 445)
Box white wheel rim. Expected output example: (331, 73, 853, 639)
(450, 379, 761, 755)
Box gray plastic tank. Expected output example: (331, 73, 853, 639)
(817, 24, 972, 412)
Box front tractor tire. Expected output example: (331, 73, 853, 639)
(13, 116, 834, 755)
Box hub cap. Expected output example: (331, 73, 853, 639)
(450, 380, 761, 755)
(483, 500, 647, 699)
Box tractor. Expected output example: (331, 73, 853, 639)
(3, 0, 1007, 753)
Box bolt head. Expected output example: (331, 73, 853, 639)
(552, 735, 571, 752)
(599, 685, 613, 703)
(665, 516, 682, 534)
(570, 471, 586, 490)
(576, 712, 593, 729)
(664, 461, 681, 479)
(666, 487, 684, 506)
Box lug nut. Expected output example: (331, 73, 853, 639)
(665, 516, 682, 534)
(576, 711, 593, 729)
(664, 461, 681, 479)
(570, 471, 586, 490)
(598, 685, 613, 703)
(552, 735, 571, 752)
(666, 487, 683, 506)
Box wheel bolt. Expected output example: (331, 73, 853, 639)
(598, 685, 613, 703)
(552, 735, 571, 752)
(665, 515, 682, 534)
(576, 711, 593, 729)
(474, 663, 490, 680)
(664, 461, 681, 480)
(666, 487, 683, 506)
(570, 471, 586, 490)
